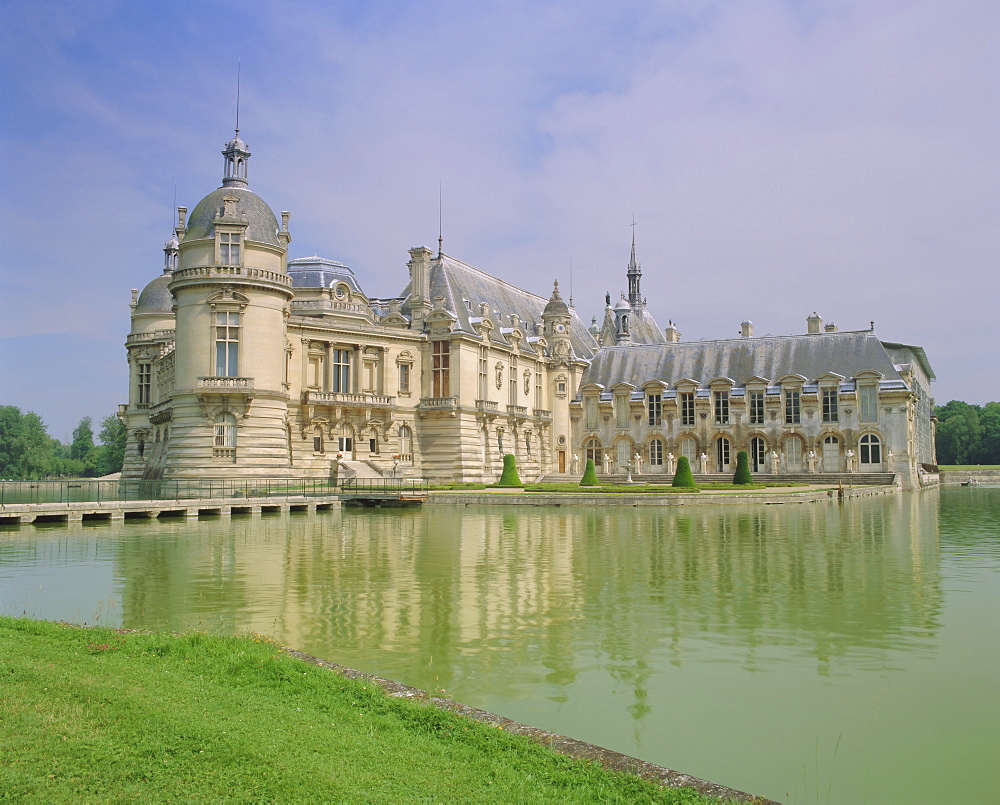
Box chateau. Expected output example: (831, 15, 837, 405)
(123, 132, 936, 487)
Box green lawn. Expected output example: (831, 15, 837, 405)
(0, 617, 725, 803)
(938, 465, 1000, 471)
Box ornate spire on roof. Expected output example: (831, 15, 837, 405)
(627, 216, 642, 311)
(222, 130, 251, 189)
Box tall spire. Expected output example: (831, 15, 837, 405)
(627, 217, 642, 310)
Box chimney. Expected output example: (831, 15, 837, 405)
(824, 322, 838, 333)
(664, 320, 682, 343)
(407, 246, 434, 329)
(741, 320, 754, 338)
(807, 312, 822, 334)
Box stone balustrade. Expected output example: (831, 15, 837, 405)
(306, 390, 394, 408)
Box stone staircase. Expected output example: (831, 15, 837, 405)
(336, 460, 385, 481)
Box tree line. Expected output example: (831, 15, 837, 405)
(934, 400, 1000, 465)
(0, 407, 126, 480)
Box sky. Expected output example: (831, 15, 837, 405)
(1, 0, 997, 440)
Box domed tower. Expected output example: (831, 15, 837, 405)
(163, 130, 295, 478)
(122, 231, 181, 477)
(541, 280, 572, 357)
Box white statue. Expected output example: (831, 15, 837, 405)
(846, 449, 856, 473)
(770, 450, 780, 474)
(571, 453, 579, 475)
(666, 452, 676, 475)
(602, 451, 613, 475)
(807, 450, 817, 473)
(633, 451, 643, 474)
(698, 452, 710, 474)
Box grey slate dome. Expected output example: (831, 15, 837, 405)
(184, 187, 281, 247)
(542, 281, 569, 316)
(135, 273, 174, 314)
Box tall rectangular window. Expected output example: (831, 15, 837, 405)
(784, 390, 801, 424)
(432, 340, 450, 397)
(680, 392, 695, 426)
(822, 388, 839, 422)
(138, 363, 151, 405)
(585, 397, 598, 429)
(478, 347, 488, 400)
(215, 312, 239, 377)
(398, 363, 410, 393)
(508, 357, 517, 405)
(616, 395, 629, 428)
(331, 349, 351, 392)
(860, 386, 878, 422)
(534, 368, 542, 408)
(713, 391, 730, 425)
(219, 232, 241, 266)
(647, 394, 662, 426)
(749, 392, 764, 425)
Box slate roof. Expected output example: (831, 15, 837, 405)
(400, 254, 599, 358)
(581, 331, 914, 394)
(184, 187, 281, 247)
(288, 255, 365, 294)
(135, 272, 174, 315)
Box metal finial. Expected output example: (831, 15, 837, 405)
(235, 60, 241, 135)
(437, 183, 443, 258)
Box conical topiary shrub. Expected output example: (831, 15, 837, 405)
(497, 453, 522, 487)
(671, 455, 696, 488)
(733, 450, 753, 485)
(580, 457, 599, 486)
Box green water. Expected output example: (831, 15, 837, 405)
(2, 488, 998, 803)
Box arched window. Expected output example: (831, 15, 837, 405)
(750, 437, 766, 472)
(859, 434, 882, 467)
(214, 412, 236, 448)
(649, 438, 664, 466)
(398, 425, 413, 460)
(584, 437, 602, 464)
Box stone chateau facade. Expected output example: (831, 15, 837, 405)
(123, 132, 936, 487)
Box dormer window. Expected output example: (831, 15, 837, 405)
(219, 232, 241, 266)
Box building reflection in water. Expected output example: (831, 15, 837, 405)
(115, 493, 942, 710)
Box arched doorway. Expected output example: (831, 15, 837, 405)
(584, 437, 602, 465)
(785, 435, 804, 472)
(749, 437, 766, 472)
(822, 435, 840, 472)
(715, 437, 732, 473)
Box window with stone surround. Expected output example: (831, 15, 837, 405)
(784, 390, 801, 424)
(137, 363, 151, 406)
(822, 388, 839, 423)
(649, 438, 664, 466)
(680, 392, 695, 426)
(749, 391, 764, 425)
(215, 312, 240, 377)
(432, 340, 450, 397)
(331, 349, 351, 393)
(218, 232, 241, 266)
(647, 393, 662, 426)
(713, 391, 730, 425)
(859, 385, 878, 422)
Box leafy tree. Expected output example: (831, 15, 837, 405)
(97, 414, 127, 475)
(580, 457, 599, 486)
(672, 455, 696, 488)
(974, 402, 1000, 464)
(0, 406, 55, 479)
(0, 406, 24, 478)
(496, 454, 522, 487)
(935, 401, 983, 465)
(733, 450, 753, 485)
(70, 417, 95, 462)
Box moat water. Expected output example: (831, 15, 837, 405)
(2, 487, 998, 803)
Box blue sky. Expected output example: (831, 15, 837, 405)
(1, 0, 997, 440)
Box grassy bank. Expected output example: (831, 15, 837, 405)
(0, 617, 723, 803)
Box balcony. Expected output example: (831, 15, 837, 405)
(533, 408, 552, 419)
(506, 405, 528, 417)
(198, 377, 254, 391)
(476, 400, 499, 412)
(305, 390, 394, 408)
(419, 397, 458, 409)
